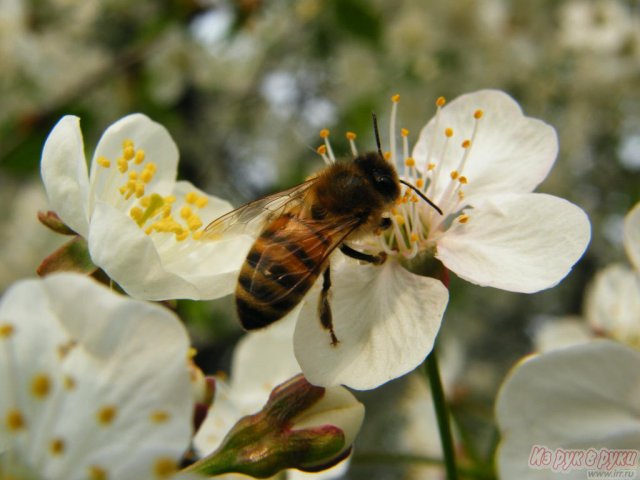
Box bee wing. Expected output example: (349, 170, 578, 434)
(202, 179, 317, 239)
(245, 213, 363, 307)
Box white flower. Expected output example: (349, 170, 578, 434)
(496, 340, 640, 480)
(0, 273, 196, 480)
(194, 317, 362, 479)
(293, 90, 591, 390)
(40, 114, 252, 301)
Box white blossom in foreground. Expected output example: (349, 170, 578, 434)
(496, 341, 640, 479)
(0, 273, 197, 480)
(293, 90, 590, 390)
(194, 317, 362, 479)
(41, 114, 252, 300)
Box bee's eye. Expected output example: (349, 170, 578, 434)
(374, 175, 396, 195)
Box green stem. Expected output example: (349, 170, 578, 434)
(424, 346, 458, 480)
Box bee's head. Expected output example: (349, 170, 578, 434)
(354, 152, 401, 202)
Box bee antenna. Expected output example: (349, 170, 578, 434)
(372, 112, 384, 159)
(399, 179, 443, 215)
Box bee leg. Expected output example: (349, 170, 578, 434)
(319, 267, 340, 347)
(340, 244, 387, 265)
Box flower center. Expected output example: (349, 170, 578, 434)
(95, 139, 209, 242)
(316, 94, 484, 259)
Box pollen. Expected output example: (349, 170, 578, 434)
(401, 128, 409, 137)
(180, 206, 193, 219)
(450, 170, 459, 180)
(123, 145, 135, 161)
(462, 139, 472, 149)
(50, 437, 65, 455)
(187, 215, 203, 231)
(391, 94, 401, 103)
(416, 178, 425, 188)
(474, 109, 484, 119)
(88, 465, 108, 480)
(31, 373, 51, 399)
(384, 151, 391, 161)
(458, 214, 470, 224)
(319, 128, 330, 138)
(130, 206, 143, 223)
(122, 139, 134, 150)
(117, 157, 128, 173)
(316, 145, 327, 155)
(405, 157, 415, 167)
(458, 176, 468, 184)
(445, 128, 454, 138)
(134, 150, 146, 165)
(410, 232, 419, 242)
(97, 156, 111, 168)
(0, 323, 15, 338)
(97, 405, 117, 426)
(150, 410, 170, 424)
(427, 162, 436, 171)
(6, 408, 26, 431)
(153, 457, 178, 478)
(436, 96, 446, 107)
(346, 131, 357, 140)
(394, 214, 405, 226)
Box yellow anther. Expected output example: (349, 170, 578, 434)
(410, 232, 419, 242)
(346, 131, 357, 140)
(316, 145, 327, 155)
(31, 373, 51, 399)
(410, 194, 419, 203)
(462, 139, 472, 149)
(118, 186, 127, 196)
(6, 409, 26, 431)
(384, 151, 391, 160)
(416, 178, 424, 188)
(0, 323, 15, 338)
(138, 193, 165, 226)
(436, 96, 446, 107)
(144, 162, 157, 174)
(459, 176, 468, 184)
(126, 179, 137, 192)
(445, 128, 454, 137)
(140, 169, 153, 183)
(87, 465, 107, 480)
(117, 158, 128, 173)
(130, 207, 143, 223)
(50, 437, 65, 455)
(97, 406, 117, 426)
(175, 229, 189, 242)
(450, 170, 459, 180)
(165, 195, 176, 204)
(394, 214, 405, 225)
(123, 145, 135, 161)
(187, 215, 203, 231)
(161, 205, 172, 218)
(405, 157, 416, 167)
(135, 183, 145, 198)
(319, 129, 330, 138)
(154, 458, 178, 478)
(97, 156, 111, 168)
(185, 192, 198, 204)
(122, 139, 134, 149)
(458, 190, 465, 200)
(458, 214, 470, 224)
(391, 94, 401, 103)
(194, 196, 208, 208)
(134, 150, 146, 165)
(180, 206, 193, 219)
(128, 171, 138, 180)
(150, 410, 170, 424)
(192, 230, 203, 240)
(401, 128, 410, 137)
(427, 162, 436, 171)
(140, 196, 151, 207)
(474, 109, 484, 119)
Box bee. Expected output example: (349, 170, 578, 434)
(205, 116, 441, 346)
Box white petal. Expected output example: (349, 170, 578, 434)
(437, 193, 591, 293)
(88, 199, 248, 301)
(193, 380, 240, 455)
(624, 201, 640, 271)
(584, 263, 640, 346)
(40, 115, 90, 237)
(413, 90, 558, 201)
(89, 113, 179, 210)
(293, 260, 449, 390)
(0, 273, 193, 480)
(533, 317, 593, 353)
(496, 341, 640, 480)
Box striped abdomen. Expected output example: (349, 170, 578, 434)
(235, 213, 332, 330)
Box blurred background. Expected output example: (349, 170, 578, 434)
(1, 0, 639, 478)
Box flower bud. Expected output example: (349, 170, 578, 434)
(185, 374, 364, 478)
(37, 236, 97, 276)
(38, 210, 76, 235)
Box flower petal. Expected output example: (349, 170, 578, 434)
(40, 115, 90, 237)
(0, 273, 193, 480)
(413, 90, 558, 202)
(89, 113, 179, 211)
(624, 201, 640, 271)
(584, 263, 640, 346)
(437, 193, 591, 293)
(496, 341, 640, 479)
(293, 260, 449, 390)
(88, 200, 245, 300)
